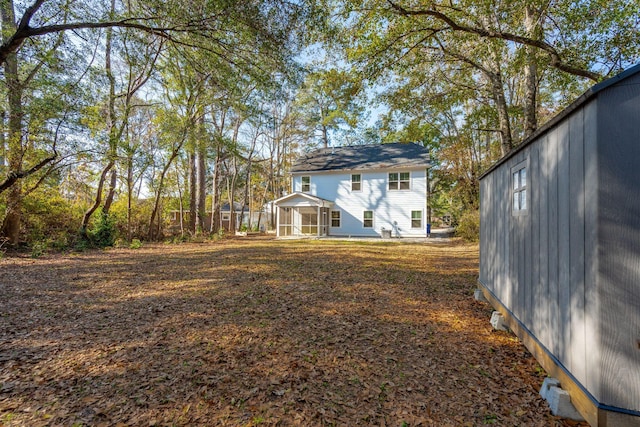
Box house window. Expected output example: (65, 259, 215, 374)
(411, 210, 422, 228)
(351, 174, 361, 191)
(363, 210, 373, 228)
(222, 214, 230, 221)
(389, 172, 410, 190)
(301, 176, 310, 192)
(512, 161, 528, 214)
(331, 210, 341, 227)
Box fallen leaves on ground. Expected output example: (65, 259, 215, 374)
(0, 238, 587, 426)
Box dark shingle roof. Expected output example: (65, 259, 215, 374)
(292, 143, 431, 173)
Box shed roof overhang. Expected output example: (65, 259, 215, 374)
(273, 192, 335, 208)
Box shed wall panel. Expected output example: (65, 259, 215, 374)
(583, 100, 600, 398)
(538, 135, 551, 347)
(568, 109, 587, 386)
(557, 120, 572, 370)
(480, 66, 640, 419)
(547, 128, 561, 357)
(530, 144, 540, 331)
(596, 77, 640, 411)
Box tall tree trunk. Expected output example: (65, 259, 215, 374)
(209, 147, 221, 234)
(195, 137, 206, 232)
(83, 0, 117, 234)
(102, 0, 118, 215)
(148, 148, 182, 240)
(81, 160, 114, 235)
(0, 0, 22, 245)
(488, 70, 513, 157)
(321, 124, 329, 148)
(175, 168, 185, 238)
(0, 111, 5, 173)
(188, 149, 196, 233)
(523, 4, 539, 139)
(102, 169, 117, 213)
(126, 155, 133, 240)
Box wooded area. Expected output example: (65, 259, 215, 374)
(0, 0, 638, 249)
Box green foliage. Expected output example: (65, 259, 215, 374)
(456, 210, 480, 242)
(129, 239, 142, 249)
(20, 188, 85, 251)
(295, 67, 365, 147)
(89, 211, 117, 248)
(30, 241, 47, 258)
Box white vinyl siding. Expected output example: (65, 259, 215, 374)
(291, 168, 427, 237)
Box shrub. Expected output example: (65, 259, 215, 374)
(456, 209, 480, 242)
(129, 239, 142, 249)
(90, 211, 117, 248)
(31, 241, 47, 258)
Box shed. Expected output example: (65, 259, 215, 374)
(479, 64, 640, 426)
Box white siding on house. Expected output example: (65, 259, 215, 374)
(293, 168, 427, 237)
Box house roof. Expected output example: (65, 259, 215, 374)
(481, 62, 640, 179)
(274, 192, 334, 208)
(220, 202, 247, 212)
(292, 142, 431, 173)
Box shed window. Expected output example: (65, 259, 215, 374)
(301, 176, 310, 192)
(363, 210, 373, 228)
(351, 174, 361, 191)
(331, 210, 341, 227)
(389, 172, 410, 190)
(512, 162, 528, 214)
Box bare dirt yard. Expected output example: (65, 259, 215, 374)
(1, 238, 586, 426)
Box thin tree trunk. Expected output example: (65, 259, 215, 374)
(196, 139, 206, 232)
(175, 168, 185, 238)
(489, 70, 512, 156)
(148, 148, 182, 240)
(188, 150, 196, 233)
(210, 153, 220, 234)
(81, 160, 114, 235)
(523, 4, 539, 139)
(0, 0, 22, 244)
(127, 155, 133, 240)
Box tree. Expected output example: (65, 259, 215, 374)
(0, 0, 316, 244)
(295, 67, 364, 148)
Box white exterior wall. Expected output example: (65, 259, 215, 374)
(292, 168, 428, 237)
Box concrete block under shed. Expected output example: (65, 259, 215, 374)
(474, 288, 488, 302)
(539, 377, 584, 421)
(490, 311, 508, 331)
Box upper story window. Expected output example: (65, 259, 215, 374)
(389, 172, 410, 190)
(351, 174, 361, 191)
(301, 176, 310, 192)
(512, 161, 528, 214)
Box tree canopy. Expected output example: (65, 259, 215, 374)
(0, 0, 638, 247)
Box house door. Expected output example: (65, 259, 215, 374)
(300, 208, 318, 235)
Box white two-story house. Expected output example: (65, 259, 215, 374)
(274, 142, 431, 238)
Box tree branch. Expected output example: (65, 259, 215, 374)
(0, 151, 57, 194)
(386, 0, 602, 82)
